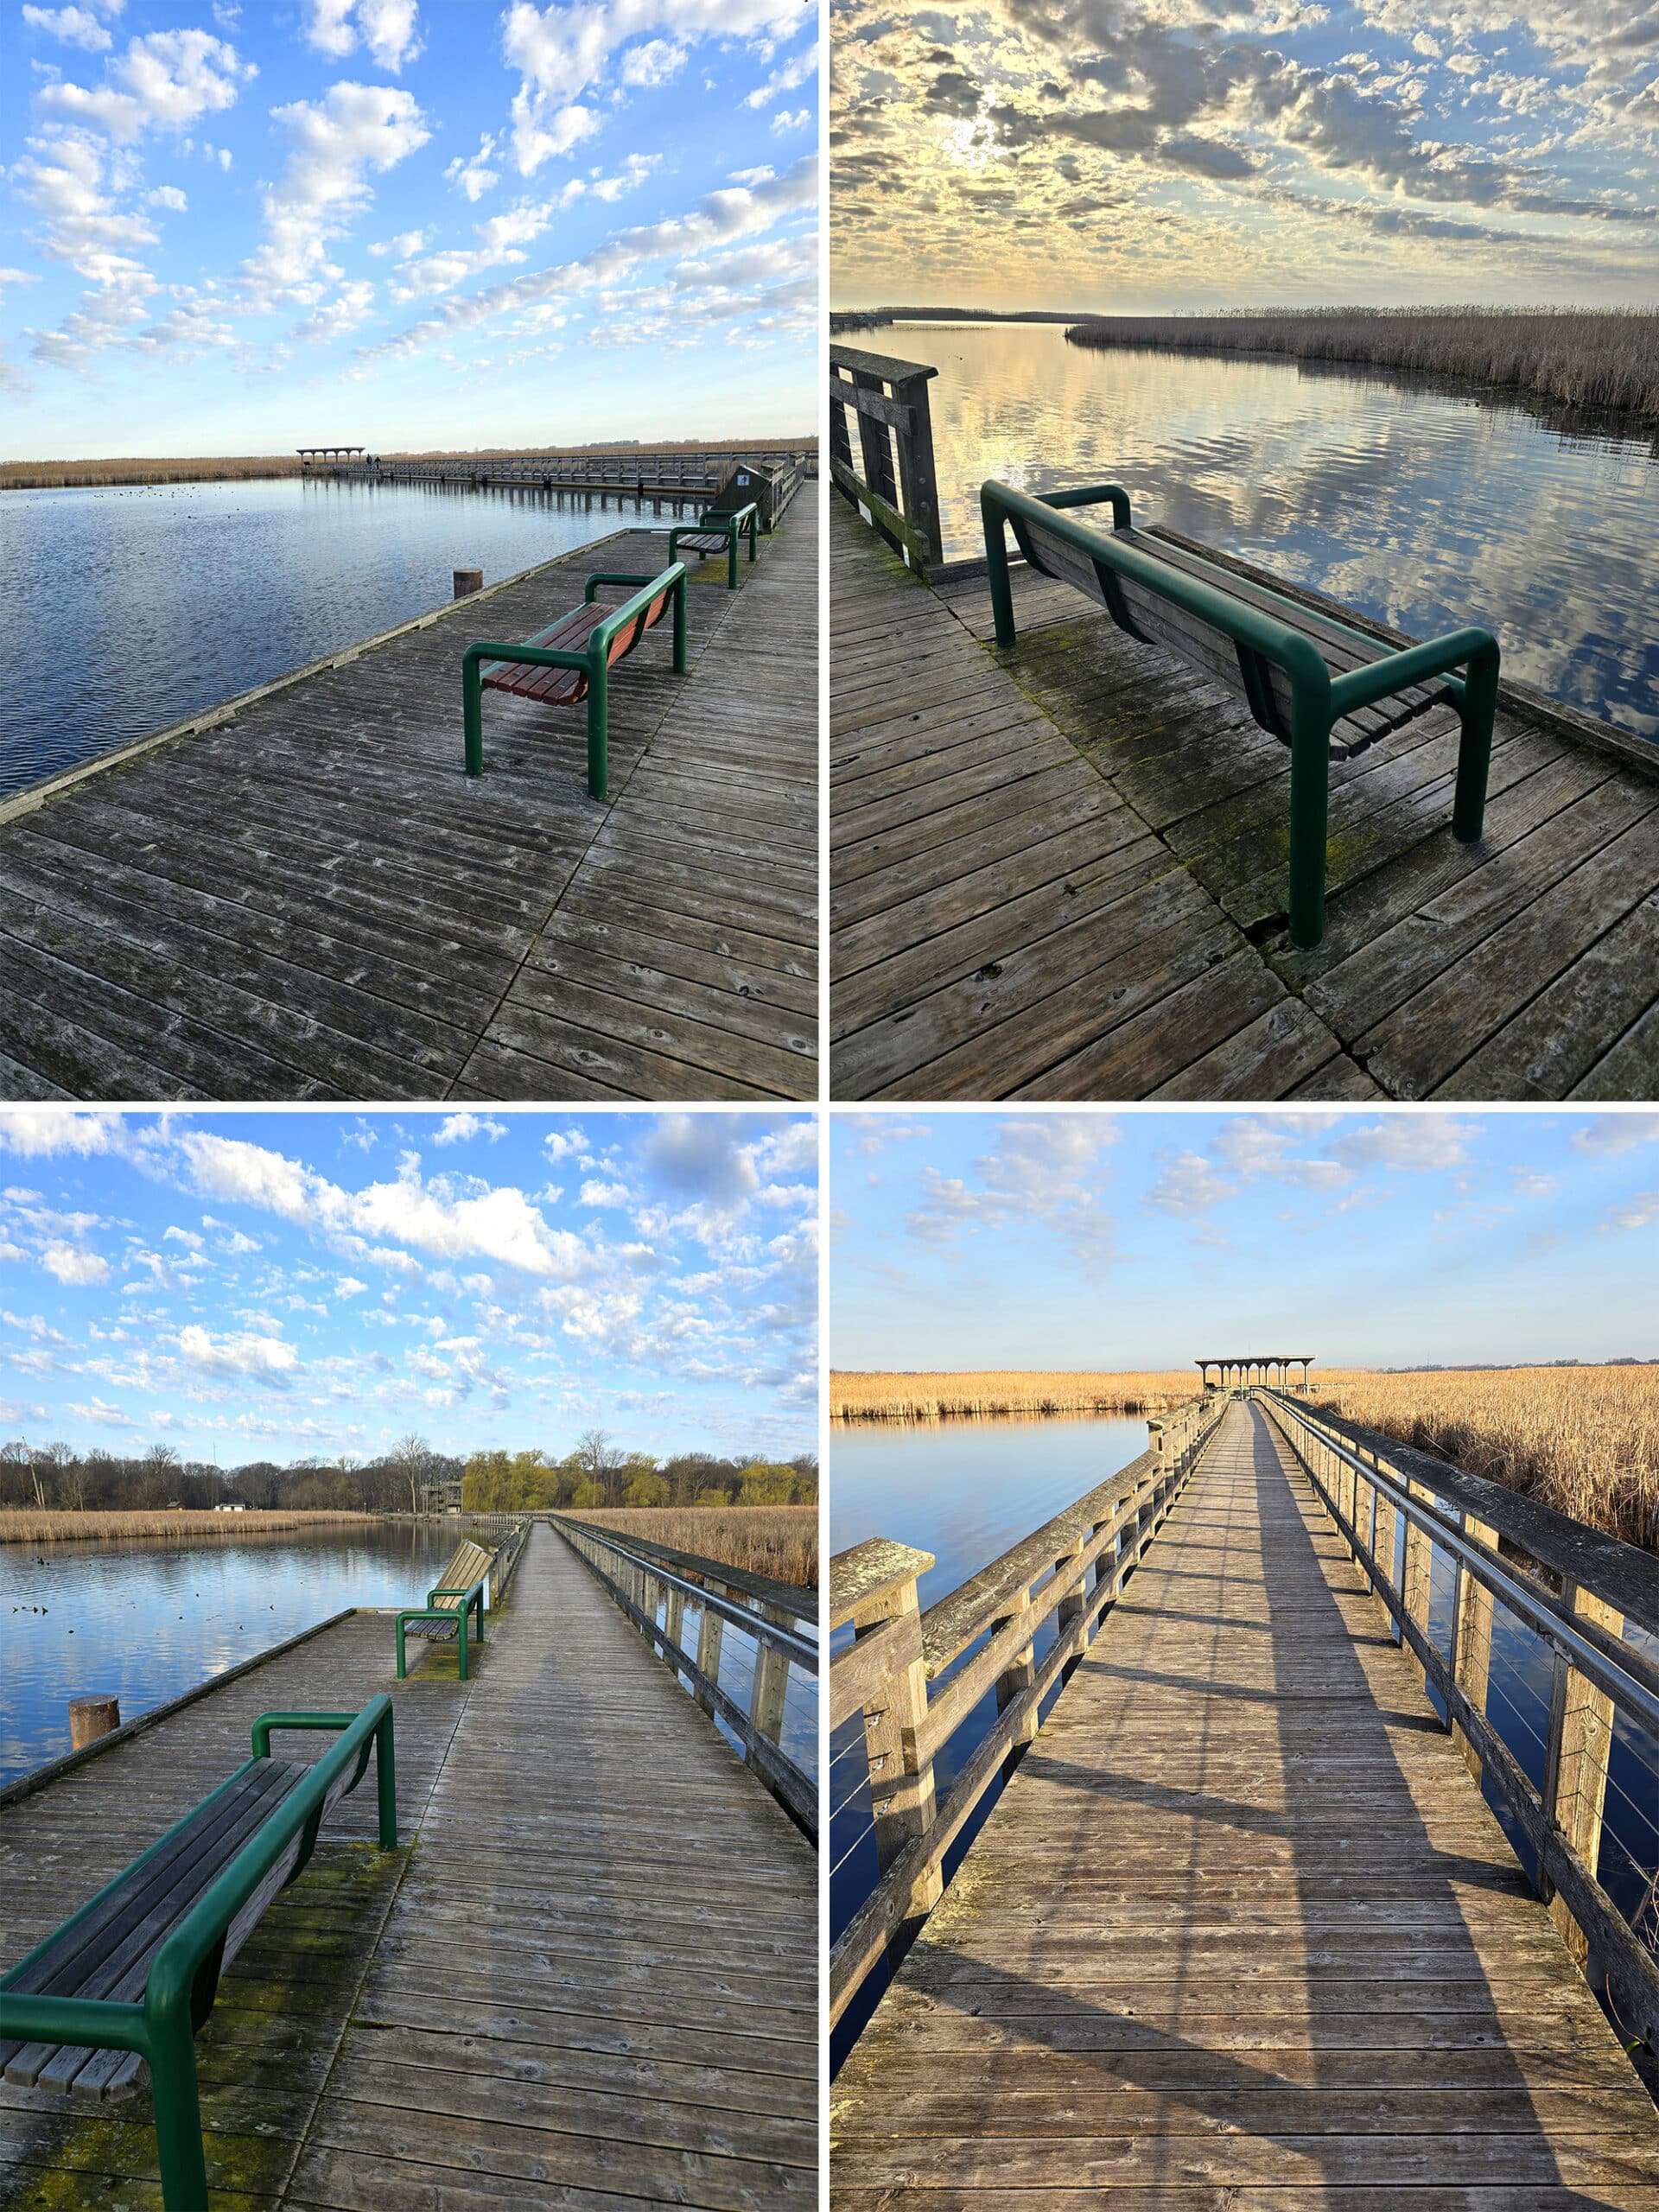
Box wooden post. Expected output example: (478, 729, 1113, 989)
(994, 1586, 1038, 1777)
(890, 368, 943, 572)
(664, 1585, 684, 1660)
(1543, 1584, 1623, 1970)
(695, 1600, 724, 1715)
(453, 568, 483, 598)
(1401, 1479, 1436, 1692)
(1450, 1513, 1497, 1782)
(749, 1603, 791, 1750)
(835, 1540, 939, 1899)
(69, 1695, 119, 1749)
(1054, 1534, 1090, 1680)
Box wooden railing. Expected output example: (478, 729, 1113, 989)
(829, 344, 944, 575)
(549, 1514, 818, 1840)
(829, 1390, 1229, 2026)
(1262, 1389, 1659, 2072)
(332, 448, 813, 492)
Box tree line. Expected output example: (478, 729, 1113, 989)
(0, 1429, 816, 1516)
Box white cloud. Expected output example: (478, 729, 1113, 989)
(178, 1133, 592, 1279)
(22, 4, 121, 54)
(434, 1112, 508, 1145)
(145, 182, 188, 210)
(334, 1275, 370, 1298)
(1143, 1151, 1237, 1217)
(445, 132, 500, 200)
(1573, 1114, 1659, 1156)
(368, 227, 425, 257)
(303, 0, 423, 70)
(579, 1179, 631, 1206)
(1331, 1114, 1478, 1172)
(162, 1225, 204, 1249)
(621, 38, 685, 84)
(0, 1111, 119, 1158)
(1602, 1189, 1659, 1233)
(742, 37, 816, 107)
(38, 29, 254, 143)
(239, 80, 429, 315)
(41, 1241, 109, 1284)
(770, 104, 810, 131)
(177, 1323, 298, 1382)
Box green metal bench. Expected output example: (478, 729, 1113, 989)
(395, 1536, 493, 1681)
(0, 1697, 396, 2212)
(669, 499, 759, 589)
(462, 563, 686, 798)
(982, 479, 1501, 949)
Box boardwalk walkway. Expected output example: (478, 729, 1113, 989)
(832, 1402, 1659, 2206)
(830, 499, 1659, 1100)
(0, 1523, 817, 2209)
(0, 490, 817, 1103)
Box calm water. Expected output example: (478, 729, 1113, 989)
(0, 476, 636, 796)
(903, 321, 1659, 740)
(0, 1521, 459, 1784)
(829, 1414, 1148, 1984)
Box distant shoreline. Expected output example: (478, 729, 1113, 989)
(0, 434, 818, 493)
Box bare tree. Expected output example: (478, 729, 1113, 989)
(391, 1432, 439, 1516)
(573, 1427, 627, 1507)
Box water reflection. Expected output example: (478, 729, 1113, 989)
(905, 321, 1658, 739)
(0, 1521, 460, 1783)
(0, 475, 650, 795)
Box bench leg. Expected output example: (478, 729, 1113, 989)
(586, 663, 609, 800)
(747, 514, 757, 563)
(982, 497, 1016, 648)
(1452, 640, 1499, 843)
(462, 650, 486, 777)
(1288, 698, 1333, 951)
(727, 528, 738, 590)
(374, 1703, 398, 1848)
(458, 1606, 469, 1682)
(672, 575, 687, 674)
(149, 2012, 208, 2212)
(396, 1617, 408, 1680)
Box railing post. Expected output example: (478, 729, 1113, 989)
(1401, 1477, 1437, 1691)
(1543, 1582, 1623, 1970)
(1450, 1511, 1497, 1783)
(889, 369, 942, 573)
(993, 1586, 1038, 1777)
(695, 1599, 725, 1714)
(1055, 1533, 1090, 1680)
(835, 1541, 939, 1902)
(852, 372, 898, 512)
(750, 1601, 791, 1751)
(664, 1584, 684, 1659)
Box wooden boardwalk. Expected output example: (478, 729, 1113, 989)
(832, 1401, 1659, 2207)
(0, 489, 817, 1103)
(830, 499, 1659, 1100)
(0, 1523, 817, 2209)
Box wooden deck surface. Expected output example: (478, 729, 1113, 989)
(0, 1523, 817, 2209)
(830, 499, 1659, 1100)
(0, 489, 817, 1104)
(831, 1401, 1659, 2209)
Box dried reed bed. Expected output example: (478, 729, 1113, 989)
(1065, 308, 1659, 423)
(1, 436, 816, 493)
(832, 1370, 1197, 1422)
(1312, 1366, 1659, 1551)
(0, 1508, 378, 1544)
(564, 1506, 817, 1589)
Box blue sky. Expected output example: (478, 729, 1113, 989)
(831, 0, 1659, 306)
(0, 1106, 817, 1464)
(832, 1109, 1659, 1371)
(0, 0, 817, 456)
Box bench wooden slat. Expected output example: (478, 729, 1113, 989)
(3, 1761, 311, 2096)
(677, 531, 732, 554)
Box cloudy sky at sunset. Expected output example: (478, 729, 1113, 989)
(0, 1108, 817, 1465)
(1, 0, 817, 457)
(831, 0, 1659, 308)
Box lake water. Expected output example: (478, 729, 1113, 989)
(0, 476, 635, 797)
(829, 1408, 1659, 2069)
(0, 1520, 460, 1785)
(898, 321, 1659, 740)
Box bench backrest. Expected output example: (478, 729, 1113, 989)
(1014, 509, 1294, 733)
(432, 1538, 496, 1608)
(604, 582, 672, 669)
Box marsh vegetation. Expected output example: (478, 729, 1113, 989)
(831, 1369, 1195, 1421)
(563, 1506, 819, 1588)
(1064, 308, 1659, 423)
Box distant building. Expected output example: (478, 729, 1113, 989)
(213, 1501, 249, 1513)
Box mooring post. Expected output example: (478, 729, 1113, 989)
(68, 1695, 120, 1750)
(453, 567, 482, 599)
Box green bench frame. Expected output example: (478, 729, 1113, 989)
(669, 501, 759, 589)
(982, 479, 1501, 950)
(395, 1568, 487, 1681)
(462, 563, 687, 798)
(0, 1698, 396, 2212)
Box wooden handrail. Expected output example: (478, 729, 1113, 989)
(556, 1518, 817, 1621)
(548, 1514, 817, 1841)
(828, 1389, 1229, 2025)
(829, 343, 944, 575)
(1262, 1389, 1659, 2056)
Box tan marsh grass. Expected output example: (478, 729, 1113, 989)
(831, 1370, 1197, 1422)
(563, 1506, 817, 1588)
(0, 1508, 378, 1544)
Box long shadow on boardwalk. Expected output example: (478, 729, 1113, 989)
(830, 1405, 1659, 2208)
(0, 1525, 817, 2209)
(0, 492, 817, 1103)
(830, 496, 1659, 1101)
